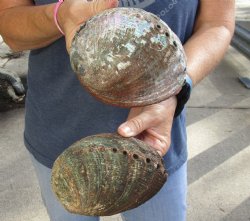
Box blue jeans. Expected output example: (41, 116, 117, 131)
(30, 154, 187, 221)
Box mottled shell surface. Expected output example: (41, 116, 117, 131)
(51, 133, 167, 216)
(70, 8, 186, 107)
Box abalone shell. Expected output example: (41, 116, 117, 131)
(51, 133, 167, 216)
(70, 8, 186, 107)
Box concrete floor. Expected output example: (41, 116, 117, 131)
(1, 1, 250, 221)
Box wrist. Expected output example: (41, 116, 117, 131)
(54, 0, 65, 35)
(185, 74, 193, 90)
(43, 3, 63, 38)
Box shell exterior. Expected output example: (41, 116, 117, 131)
(70, 8, 186, 107)
(51, 133, 167, 216)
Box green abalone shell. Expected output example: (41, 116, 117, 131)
(51, 133, 167, 216)
(70, 7, 186, 107)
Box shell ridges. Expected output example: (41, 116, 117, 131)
(51, 133, 167, 216)
(70, 8, 186, 107)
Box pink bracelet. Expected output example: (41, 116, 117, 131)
(54, 0, 65, 35)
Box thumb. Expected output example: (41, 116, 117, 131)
(118, 112, 155, 137)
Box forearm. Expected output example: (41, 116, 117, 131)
(183, 0, 235, 87)
(0, 4, 61, 51)
(0, 0, 119, 52)
(184, 24, 234, 86)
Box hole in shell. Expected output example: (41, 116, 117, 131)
(112, 148, 117, 153)
(165, 32, 170, 37)
(135, 14, 142, 19)
(133, 154, 139, 160)
(173, 41, 177, 47)
(123, 151, 127, 156)
(164, 170, 167, 174)
(157, 164, 160, 169)
(156, 24, 161, 29)
(146, 158, 151, 163)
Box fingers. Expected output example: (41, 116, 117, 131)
(118, 98, 177, 156)
(144, 129, 170, 156)
(118, 103, 168, 137)
(117, 110, 170, 156)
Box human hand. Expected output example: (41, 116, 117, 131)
(57, 0, 119, 51)
(118, 96, 178, 157)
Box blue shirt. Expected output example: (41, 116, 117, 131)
(24, 0, 199, 175)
